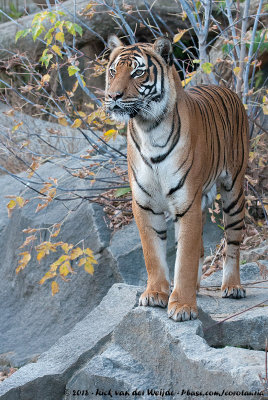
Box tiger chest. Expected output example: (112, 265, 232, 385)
(130, 155, 189, 215)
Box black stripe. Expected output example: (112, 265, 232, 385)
(151, 110, 180, 163)
(174, 186, 200, 222)
(173, 147, 191, 175)
(135, 200, 164, 215)
(227, 240, 240, 246)
(233, 226, 244, 231)
(129, 123, 152, 169)
(152, 228, 167, 240)
(229, 198, 245, 217)
(145, 103, 169, 132)
(168, 157, 193, 196)
(223, 188, 243, 214)
(130, 165, 152, 198)
(225, 218, 244, 230)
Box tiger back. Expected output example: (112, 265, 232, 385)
(105, 35, 249, 322)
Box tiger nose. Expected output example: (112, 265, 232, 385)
(108, 91, 123, 101)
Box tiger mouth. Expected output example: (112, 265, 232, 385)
(106, 103, 139, 118)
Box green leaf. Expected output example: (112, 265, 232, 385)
(201, 62, 213, 74)
(115, 187, 131, 197)
(217, 224, 224, 231)
(40, 52, 53, 68)
(68, 65, 80, 76)
(15, 29, 29, 42)
(73, 23, 83, 37)
(65, 21, 76, 35)
(32, 23, 45, 41)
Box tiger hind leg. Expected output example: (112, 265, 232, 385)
(220, 179, 246, 299)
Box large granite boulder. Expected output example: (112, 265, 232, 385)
(0, 270, 267, 400)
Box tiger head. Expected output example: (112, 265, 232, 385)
(105, 35, 176, 123)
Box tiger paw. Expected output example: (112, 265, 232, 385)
(139, 290, 169, 308)
(221, 285, 246, 299)
(168, 301, 198, 322)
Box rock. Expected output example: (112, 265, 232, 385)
(0, 281, 266, 400)
(0, 159, 121, 368)
(240, 241, 268, 264)
(200, 263, 268, 351)
(0, 102, 126, 174)
(0, 0, 186, 60)
(0, 284, 140, 400)
(0, 0, 39, 23)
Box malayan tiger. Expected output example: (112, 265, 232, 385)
(105, 35, 249, 322)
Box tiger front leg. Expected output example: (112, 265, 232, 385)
(132, 200, 170, 308)
(168, 193, 202, 322)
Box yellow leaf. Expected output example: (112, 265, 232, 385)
(181, 76, 194, 87)
(51, 223, 61, 238)
(233, 66, 241, 77)
(7, 199, 16, 210)
(42, 74, 50, 83)
(78, 257, 86, 266)
(35, 202, 49, 213)
(28, 159, 40, 178)
(262, 104, 268, 115)
(59, 261, 71, 276)
(216, 194, 221, 200)
(84, 260, 94, 275)
(52, 45, 62, 57)
(84, 248, 94, 257)
(71, 119, 82, 128)
(51, 281, 59, 296)
(23, 228, 37, 233)
(72, 80, 79, 92)
(39, 271, 57, 285)
(55, 31, 64, 44)
(16, 196, 25, 207)
(62, 243, 73, 253)
(48, 188, 56, 199)
(12, 121, 23, 133)
(84, 3, 93, 11)
(37, 250, 46, 263)
(19, 235, 37, 249)
(173, 29, 188, 43)
(58, 117, 68, 126)
(16, 252, 31, 274)
(77, 111, 86, 118)
(104, 129, 117, 136)
(70, 247, 83, 260)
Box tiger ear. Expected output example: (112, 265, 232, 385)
(153, 37, 173, 65)
(107, 34, 123, 51)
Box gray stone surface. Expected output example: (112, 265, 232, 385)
(200, 263, 268, 351)
(0, 102, 126, 174)
(0, 282, 266, 400)
(0, 284, 140, 400)
(0, 161, 121, 368)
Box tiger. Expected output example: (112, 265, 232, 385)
(105, 35, 249, 322)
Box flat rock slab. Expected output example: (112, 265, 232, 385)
(0, 271, 267, 400)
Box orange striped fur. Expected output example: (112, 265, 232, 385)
(105, 36, 249, 322)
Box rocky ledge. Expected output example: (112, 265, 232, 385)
(0, 261, 267, 400)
